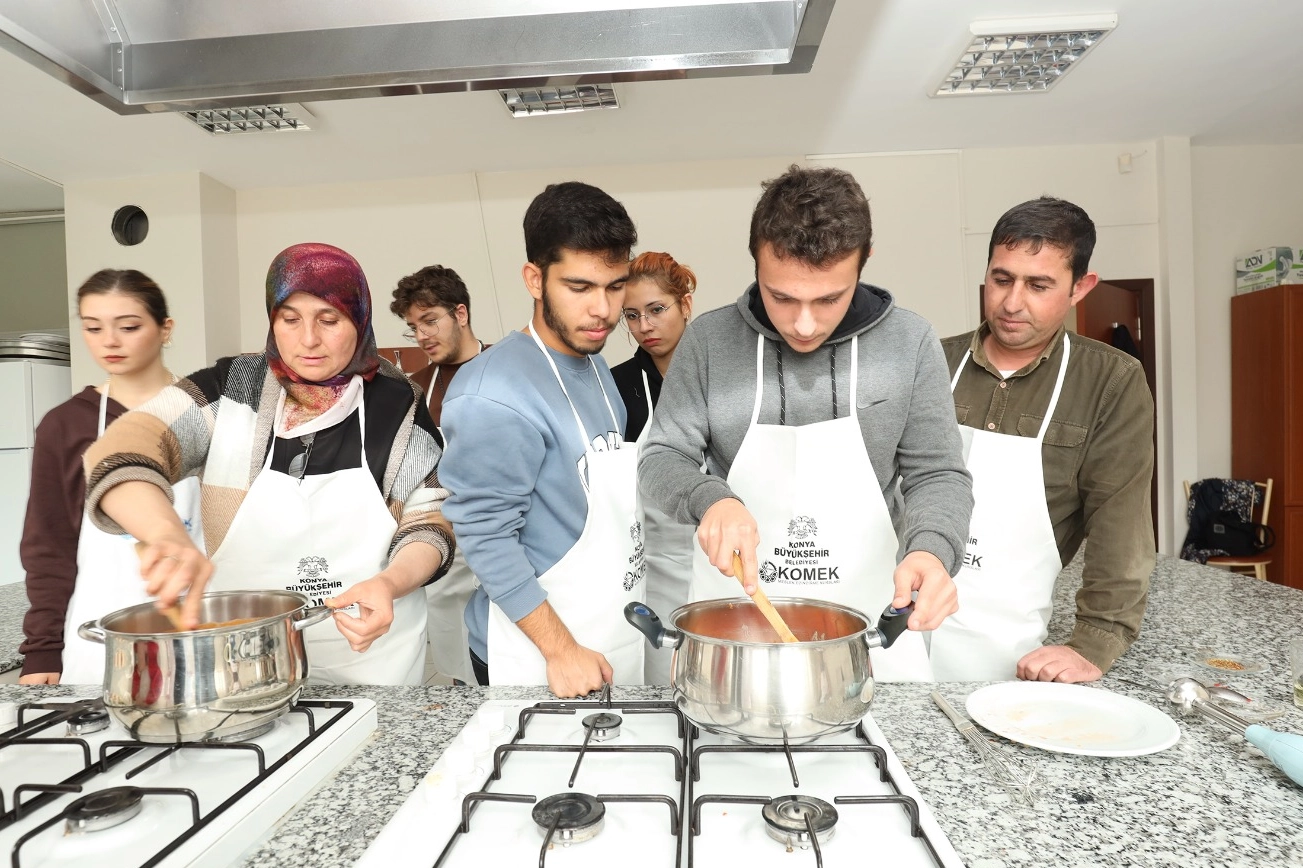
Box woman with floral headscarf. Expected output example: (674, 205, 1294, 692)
(84, 243, 453, 685)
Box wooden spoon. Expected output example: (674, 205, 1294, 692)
(134, 541, 188, 631)
(733, 552, 799, 643)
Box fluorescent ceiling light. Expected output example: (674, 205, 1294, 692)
(934, 14, 1117, 97)
(180, 103, 313, 135)
(499, 85, 619, 117)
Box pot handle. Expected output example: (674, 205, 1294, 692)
(865, 602, 914, 651)
(77, 621, 107, 644)
(293, 602, 361, 631)
(624, 602, 682, 650)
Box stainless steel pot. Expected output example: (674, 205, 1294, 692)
(78, 590, 335, 743)
(625, 597, 912, 744)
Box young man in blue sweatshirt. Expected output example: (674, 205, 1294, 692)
(440, 182, 642, 696)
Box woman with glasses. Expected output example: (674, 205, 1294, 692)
(19, 270, 204, 685)
(82, 243, 453, 685)
(611, 252, 696, 439)
(610, 251, 697, 683)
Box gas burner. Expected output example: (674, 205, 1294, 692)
(531, 792, 606, 844)
(762, 795, 838, 849)
(67, 706, 111, 736)
(65, 787, 145, 834)
(580, 712, 622, 741)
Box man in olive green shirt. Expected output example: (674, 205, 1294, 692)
(940, 196, 1154, 683)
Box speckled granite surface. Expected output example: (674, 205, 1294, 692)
(3, 555, 1301, 867)
(0, 582, 28, 672)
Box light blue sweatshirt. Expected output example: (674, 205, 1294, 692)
(440, 329, 627, 661)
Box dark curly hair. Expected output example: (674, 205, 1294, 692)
(390, 264, 472, 326)
(749, 165, 872, 270)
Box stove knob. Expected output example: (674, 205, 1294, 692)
(421, 770, 457, 807)
(0, 701, 16, 730)
(463, 721, 491, 757)
(443, 744, 475, 777)
(477, 705, 506, 734)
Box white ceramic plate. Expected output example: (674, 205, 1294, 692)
(965, 682, 1181, 757)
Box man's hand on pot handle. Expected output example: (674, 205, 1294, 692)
(698, 498, 760, 594)
(892, 550, 958, 631)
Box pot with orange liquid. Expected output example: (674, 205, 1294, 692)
(77, 590, 336, 743)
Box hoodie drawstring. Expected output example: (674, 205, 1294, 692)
(773, 341, 839, 424)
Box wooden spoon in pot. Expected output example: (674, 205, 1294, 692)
(733, 551, 799, 643)
(134, 541, 187, 631)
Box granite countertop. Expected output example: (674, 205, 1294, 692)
(0, 582, 28, 673)
(3, 555, 1301, 867)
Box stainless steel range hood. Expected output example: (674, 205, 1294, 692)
(0, 0, 835, 114)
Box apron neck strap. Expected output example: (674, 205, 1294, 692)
(526, 325, 619, 453)
(425, 365, 440, 405)
(953, 335, 1070, 442)
(1035, 333, 1071, 442)
(98, 383, 109, 436)
(751, 333, 859, 426)
(267, 385, 369, 470)
(640, 368, 655, 425)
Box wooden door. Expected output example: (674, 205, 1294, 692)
(377, 346, 431, 374)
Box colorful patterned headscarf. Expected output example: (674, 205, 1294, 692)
(264, 243, 380, 426)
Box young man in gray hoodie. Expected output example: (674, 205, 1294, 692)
(639, 166, 971, 672)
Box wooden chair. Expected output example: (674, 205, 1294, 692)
(1182, 478, 1273, 580)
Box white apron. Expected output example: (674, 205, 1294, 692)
(689, 334, 934, 682)
(929, 334, 1070, 681)
(417, 362, 477, 684)
(635, 369, 697, 685)
(486, 327, 645, 686)
(209, 386, 427, 685)
(61, 386, 206, 685)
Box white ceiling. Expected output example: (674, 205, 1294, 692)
(2, 0, 1302, 207)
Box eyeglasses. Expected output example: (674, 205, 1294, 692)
(621, 301, 679, 327)
(401, 310, 453, 343)
(288, 433, 315, 482)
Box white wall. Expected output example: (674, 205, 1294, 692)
(63, 173, 240, 386)
(236, 174, 495, 354)
(0, 221, 69, 332)
(1190, 144, 1303, 478)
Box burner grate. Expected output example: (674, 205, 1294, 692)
(434, 700, 688, 868)
(0, 699, 356, 867)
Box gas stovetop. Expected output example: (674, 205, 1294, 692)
(360, 697, 964, 868)
(0, 696, 377, 868)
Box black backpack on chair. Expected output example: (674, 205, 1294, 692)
(1203, 510, 1275, 557)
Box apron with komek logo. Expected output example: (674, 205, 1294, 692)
(62, 385, 206, 685)
(689, 334, 934, 682)
(635, 369, 697, 685)
(929, 334, 1070, 681)
(486, 327, 645, 685)
(208, 382, 427, 685)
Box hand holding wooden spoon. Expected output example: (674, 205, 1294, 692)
(732, 552, 799, 643)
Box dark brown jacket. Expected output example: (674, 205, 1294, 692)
(20, 387, 125, 675)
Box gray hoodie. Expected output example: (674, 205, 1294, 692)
(639, 283, 972, 574)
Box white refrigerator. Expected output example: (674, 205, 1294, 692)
(0, 359, 72, 585)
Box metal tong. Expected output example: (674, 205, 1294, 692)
(932, 691, 1042, 806)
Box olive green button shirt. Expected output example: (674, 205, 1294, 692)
(941, 324, 1155, 673)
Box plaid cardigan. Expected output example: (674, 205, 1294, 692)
(84, 354, 453, 579)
